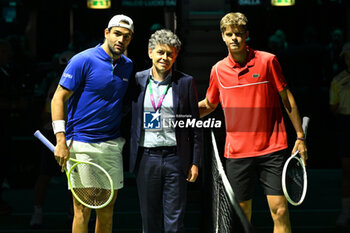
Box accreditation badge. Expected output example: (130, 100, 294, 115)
(143, 110, 162, 131)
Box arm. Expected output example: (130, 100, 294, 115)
(279, 88, 308, 163)
(198, 97, 218, 118)
(189, 97, 217, 181)
(51, 85, 74, 172)
(188, 98, 217, 181)
(187, 77, 202, 182)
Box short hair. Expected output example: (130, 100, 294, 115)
(148, 29, 181, 53)
(220, 12, 248, 33)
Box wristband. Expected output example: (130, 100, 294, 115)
(297, 137, 305, 141)
(52, 120, 66, 135)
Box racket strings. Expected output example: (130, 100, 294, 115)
(286, 158, 304, 203)
(69, 163, 113, 207)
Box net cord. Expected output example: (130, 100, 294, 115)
(211, 130, 253, 233)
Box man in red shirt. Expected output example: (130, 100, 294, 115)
(199, 12, 307, 233)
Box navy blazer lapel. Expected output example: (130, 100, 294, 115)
(140, 69, 150, 90)
(138, 69, 150, 112)
(172, 72, 179, 115)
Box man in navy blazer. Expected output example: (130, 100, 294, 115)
(129, 29, 202, 233)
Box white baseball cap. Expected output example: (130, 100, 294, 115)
(107, 14, 134, 33)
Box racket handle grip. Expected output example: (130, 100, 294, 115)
(34, 130, 55, 153)
(302, 116, 310, 138)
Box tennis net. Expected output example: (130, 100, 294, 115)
(210, 130, 255, 233)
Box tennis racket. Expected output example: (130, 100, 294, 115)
(282, 116, 310, 206)
(33, 130, 114, 209)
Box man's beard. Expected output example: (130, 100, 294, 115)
(108, 43, 124, 57)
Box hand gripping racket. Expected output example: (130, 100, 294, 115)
(282, 116, 310, 206)
(34, 130, 114, 209)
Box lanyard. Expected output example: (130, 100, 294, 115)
(148, 78, 170, 112)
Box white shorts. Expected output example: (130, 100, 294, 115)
(66, 137, 125, 190)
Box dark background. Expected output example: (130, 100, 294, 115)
(0, 0, 349, 232)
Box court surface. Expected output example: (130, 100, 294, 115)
(0, 170, 346, 233)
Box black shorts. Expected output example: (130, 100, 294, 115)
(225, 149, 287, 202)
